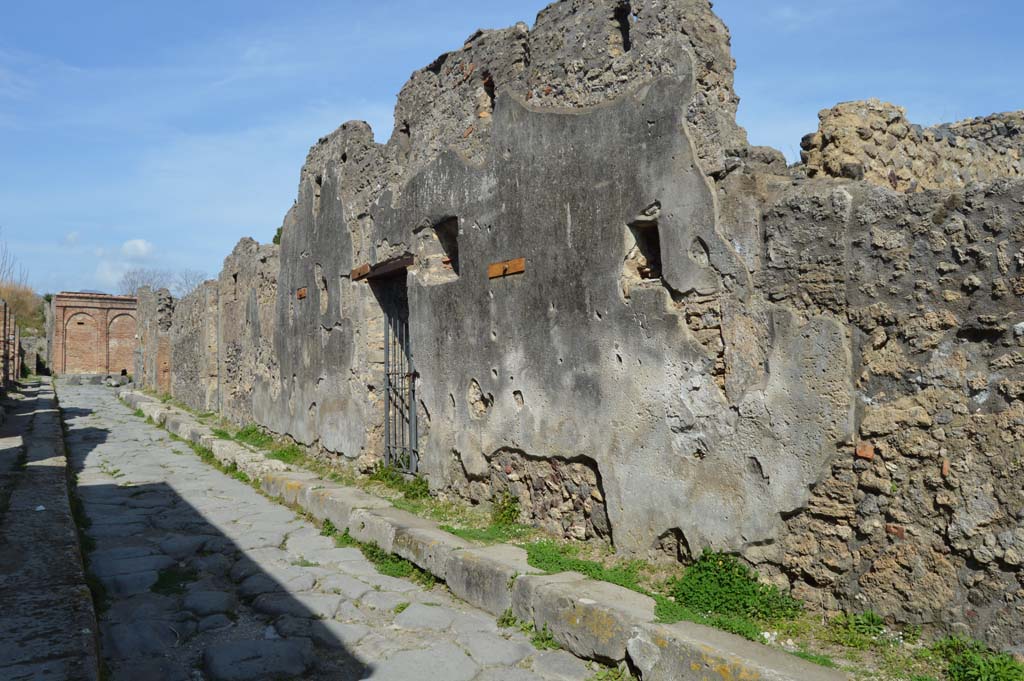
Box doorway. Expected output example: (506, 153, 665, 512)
(371, 272, 418, 475)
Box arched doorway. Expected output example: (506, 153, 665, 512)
(108, 314, 137, 375)
(64, 313, 99, 373)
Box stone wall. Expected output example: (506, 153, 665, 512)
(170, 281, 219, 413)
(800, 99, 1023, 193)
(19, 334, 46, 375)
(126, 0, 1024, 650)
(1, 300, 17, 389)
(754, 177, 1024, 649)
(218, 239, 280, 427)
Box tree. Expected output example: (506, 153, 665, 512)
(0, 228, 42, 333)
(173, 269, 208, 298)
(0, 228, 27, 287)
(117, 268, 173, 296)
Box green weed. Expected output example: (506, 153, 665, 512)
(588, 665, 638, 681)
(525, 540, 644, 592)
(267, 444, 304, 465)
(234, 424, 274, 448)
(393, 602, 410, 614)
(497, 609, 560, 650)
(491, 491, 521, 527)
(666, 549, 801, 623)
(791, 650, 837, 668)
(932, 637, 1024, 681)
(530, 624, 560, 650)
(441, 523, 532, 544)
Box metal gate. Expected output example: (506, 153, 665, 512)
(383, 299, 418, 474)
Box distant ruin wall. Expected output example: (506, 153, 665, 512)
(134, 287, 174, 395)
(218, 239, 280, 427)
(170, 281, 219, 413)
(127, 0, 1024, 650)
(801, 99, 1023, 192)
(1, 300, 17, 389)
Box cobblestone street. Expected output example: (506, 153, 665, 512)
(61, 382, 593, 681)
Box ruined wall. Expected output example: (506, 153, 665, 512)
(126, 0, 1023, 649)
(19, 334, 46, 375)
(134, 287, 174, 395)
(750, 176, 1024, 649)
(170, 281, 219, 413)
(1, 300, 15, 389)
(801, 99, 1023, 193)
(218, 239, 280, 426)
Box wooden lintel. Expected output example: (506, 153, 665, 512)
(488, 257, 526, 280)
(352, 254, 415, 282)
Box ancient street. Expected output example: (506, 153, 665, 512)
(61, 382, 592, 681)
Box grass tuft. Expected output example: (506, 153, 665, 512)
(234, 424, 274, 448)
(151, 566, 197, 595)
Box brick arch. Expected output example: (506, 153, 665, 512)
(107, 313, 137, 375)
(64, 312, 100, 373)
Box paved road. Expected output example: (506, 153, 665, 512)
(60, 382, 594, 681)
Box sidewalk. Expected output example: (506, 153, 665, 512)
(0, 379, 100, 681)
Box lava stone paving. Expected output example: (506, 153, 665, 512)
(60, 382, 596, 681)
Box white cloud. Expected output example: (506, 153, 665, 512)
(95, 260, 127, 289)
(63, 230, 79, 245)
(120, 238, 154, 259)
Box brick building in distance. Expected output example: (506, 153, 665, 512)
(49, 292, 138, 376)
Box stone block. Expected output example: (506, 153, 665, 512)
(392, 525, 473, 579)
(627, 621, 851, 681)
(516, 573, 655, 662)
(445, 544, 541, 616)
(303, 487, 391, 535)
(348, 506, 440, 554)
(260, 471, 318, 505)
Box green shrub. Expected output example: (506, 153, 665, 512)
(666, 549, 801, 622)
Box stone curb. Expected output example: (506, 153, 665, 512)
(116, 388, 849, 681)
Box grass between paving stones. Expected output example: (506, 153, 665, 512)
(151, 566, 198, 596)
(124, 393, 1023, 681)
(320, 520, 437, 589)
(497, 609, 562, 651)
(587, 665, 638, 681)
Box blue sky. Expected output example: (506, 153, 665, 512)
(1, 0, 1021, 294)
